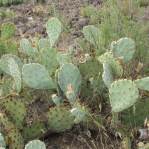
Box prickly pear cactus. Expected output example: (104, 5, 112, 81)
(38, 38, 50, 50)
(51, 94, 63, 106)
(0, 133, 5, 148)
(23, 121, 46, 141)
(46, 17, 62, 47)
(47, 106, 75, 132)
(102, 63, 113, 88)
(78, 58, 102, 79)
(56, 52, 71, 66)
(109, 79, 139, 112)
(111, 37, 135, 63)
(0, 54, 22, 93)
(0, 98, 26, 129)
(134, 77, 149, 91)
(1, 23, 16, 39)
(22, 63, 56, 89)
(20, 38, 38, 57)
(0, 77, 14, 96)
(58, 63, 82, 103)
(98, 51, 123, 77)
(71, 103, 89, 124)
(25, 140, 46, 149)
(39, 48, 59, 76)
(0, 112, 24, 149)
(82, 25, 101, 49)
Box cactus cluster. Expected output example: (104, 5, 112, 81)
(0, 15, 148, 148)
(0, 17, 91, 148)
(0, 23, 17, 57)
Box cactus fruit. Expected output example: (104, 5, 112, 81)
(1, 23, 16, 39)
(0, 112, 24, 149)
(25, 140, 46, 149)
(22, 63, 56, 89)
(98, 51, 123, 77)
(46, 17, 62, 47)
(47, 106, 75, 132)
(111, 37, 135, 63)
(20, 38, 38, 57)
(0, 54, 22, 93)
(82, 25, 101, 48)
(58, 63, 82, 103)
(23, 122, 46, 141)
(109, 79, 139, 112)
(0, 133, 5, 148)
(102, 63, 113, 88)
(0, 98, 26, 129)
(134, 77, 149, 91)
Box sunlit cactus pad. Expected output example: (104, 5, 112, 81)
(109, 79, 139, 112)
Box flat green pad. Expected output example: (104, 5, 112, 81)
(111, 37, 135, 63)
(22, 63, 56, 89)
(134, 77, 149, 91)
(58, 63, 81, 103)
(1, 98, 26, 129)
(0, 133, 5, 148)
(109, 79, 139, 112)
(47, 106, 74, 132)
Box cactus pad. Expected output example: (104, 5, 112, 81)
(0, 112, 24, 149)
(0, 54, 22, 93)
(71, 103, 89, 124)
(134, 77, 149, 91)
(0, 133, 5, 148)
(0, 98, 26, 129)
(25, 140, 46, 149)
(22, 63, 56, 89)
(1, 23, 16, 39)
(20, 38, 38, 57)
(47, 106, 75, 132)
(78, 58, 101, 79)
(39, 48, 58, 76)
(98, 51, 123, 77)
(102, 63, 113, 88)
(82, 25, 101, 47)
(58, 63, 82, 103)
(46, 17, 62, 47)
(38, 38, 50, 50)
(111, 37, 135, 63)
(23, 122, 46, 141)
(109, 79, 139, 112)
(57, 52, 71, 66)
